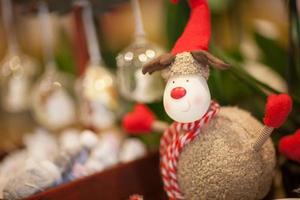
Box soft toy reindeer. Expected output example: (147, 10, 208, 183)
(123, 0, 292, 199)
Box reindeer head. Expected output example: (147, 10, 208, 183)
(142, 50, 229, 123)
(140, 0, 230, 123)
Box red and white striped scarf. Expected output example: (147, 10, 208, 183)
(160, 101, 220, 200)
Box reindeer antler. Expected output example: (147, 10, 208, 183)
(142, 53, 175, 75)
(191, 50, 230, 70)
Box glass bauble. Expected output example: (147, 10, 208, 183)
(116, 38, 165, 103)
(31, 65, 76, 130)
(0, 53, 38, 112)
(76, 64, 119, 130)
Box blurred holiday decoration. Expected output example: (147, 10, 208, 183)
(279, 129, 300, 164)
(0, 0, 38, 112)
(0, 150, 28, 198)
(75, 0, 119, 131)
(279, 129, 300, 197)
(240, 37, 288, 94)
(119, 138, 146, 163)
(2, 129, 97, 200)
(0, 0, 300, 199)
(31, 2, 76, 130)
(0, 126, 148, 199)
(0, 128, 58, 199)
(123, 0, 293, 199)
(116, 0, 165, 103)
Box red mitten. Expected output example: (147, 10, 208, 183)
(122, 104, 155, 135)
(263, 93, 293, 128)
(279, 129, 300, 163)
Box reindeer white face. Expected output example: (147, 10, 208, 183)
(142, 51, 229, 123)
(163, 74, 211, 123)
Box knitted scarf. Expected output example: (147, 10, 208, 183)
(160, 101, 220, 200)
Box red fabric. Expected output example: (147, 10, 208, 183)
(263, 94, 292, 128)
(122, 104, 155, 134)
(171, 0, 211, 54)
(279, 129, 300, 163)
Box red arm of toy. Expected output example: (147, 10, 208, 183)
(122, 104, 168, 135)
(253, 93, 292, 151)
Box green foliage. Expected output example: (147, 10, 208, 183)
(165, 0, 189, 50)
(254, 32, 288, 77)
(55, 30, 76, 75)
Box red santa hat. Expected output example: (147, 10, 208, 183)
(142, 0, 229, 79)
(171, 0, 211, 54)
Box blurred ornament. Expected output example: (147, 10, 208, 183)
(244, 61, 288, 93)
(3, 160, 61, 200)
(77, 65, 118, 130)
(23, 128, 58, 161)
(0, 54, 38, 112)
(32, 67, 76, 130)
(59, 128, 81, 152)
(80, 129, 99, 149)
(31, 2, 76, 130)
(254, 19, 279, 40)
(116, 0, 165, 103)
(240, 37, 288, 93)
(0, 0, 38, 112)
(63, 129, 99, 181)
(0, 150, 28, 198)
(83, 159, 105, 174)
(119, 138, 146, 163)
(84, 130, 123, 173)
(74, 0, 119, 130)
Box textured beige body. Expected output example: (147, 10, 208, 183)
(177, 106, 276, 200)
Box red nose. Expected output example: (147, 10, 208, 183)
(170, 87, 186, 99)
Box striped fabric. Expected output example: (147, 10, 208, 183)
(160, 101, 220, 200)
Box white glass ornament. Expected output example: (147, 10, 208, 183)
(84, 159, 105, 174)
(0, 0, 38, 112)
(116, 0, 165, 103)
(0, 53, 38, 112)
(119, 138, 146, 163)
(77, 65, 118, 130)
(163, 74, 211, 123)
(80, 129, 99, 149)
(59, 129, 81, 152)
(23, 128, 58, 161)
(88, 131, 122, 168)
(0, 150, 28, 198)
(31, 3, 76, 130)
(74, 0, 119, 130)
(32, 67, 76, 130)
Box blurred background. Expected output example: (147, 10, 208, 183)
(0, 0, 299, 198)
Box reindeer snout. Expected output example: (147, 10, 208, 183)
(171, 87, 186, 99)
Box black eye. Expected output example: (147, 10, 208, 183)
(186, 79, 189, 82)
(172, 81, 175, 84)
